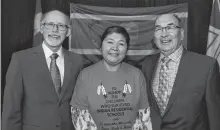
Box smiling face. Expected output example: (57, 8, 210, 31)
(154, 14, 184, 56)
(101, 32, 128, 66)
(40, 10, 70, 52)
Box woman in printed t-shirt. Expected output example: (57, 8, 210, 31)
(70, 26, 152, 130)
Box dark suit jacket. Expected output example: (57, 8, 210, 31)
(141, 49, 220, 130)
(2, 45, 84, 130)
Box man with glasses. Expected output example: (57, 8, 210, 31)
(2, 9, 83, 130)
(141, 14, 220, 130)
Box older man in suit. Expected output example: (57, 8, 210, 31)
(141, 14, 220, 130)
(2, 9, 83, 130)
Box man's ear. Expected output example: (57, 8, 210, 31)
(40, 22, 44, 34)
(151, 37, 158, 49)
(66, 27, 71, 37)
(180, 28, 184, 41)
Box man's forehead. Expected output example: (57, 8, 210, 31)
(42, 10, 69, 23)
(45, 10, 65, 18)
(155, 14, 179, 26)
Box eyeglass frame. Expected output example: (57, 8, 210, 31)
(41, 22, 70, 32)
(154, 23, 181, 34)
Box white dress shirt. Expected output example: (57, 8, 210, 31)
(42, 43, 64, 86)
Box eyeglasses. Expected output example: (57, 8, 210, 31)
(42, 23, 69, 31)
(154, 24, 180, 34)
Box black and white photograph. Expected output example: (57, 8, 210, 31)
(1, 0, 220, 130)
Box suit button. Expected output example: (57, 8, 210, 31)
(56, 125, 60, 128)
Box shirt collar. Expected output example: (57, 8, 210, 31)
(42, 42, 63, 59)
(159, 45, 183, 63)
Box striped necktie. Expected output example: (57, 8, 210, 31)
(50, 53, 61, 96)
(157, 57, 170, 116)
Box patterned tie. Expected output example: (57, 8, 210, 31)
(50, 53, 61, 96)
(157, 57, 170, 116)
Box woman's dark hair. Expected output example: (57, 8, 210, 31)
(101, 26, 130, 47)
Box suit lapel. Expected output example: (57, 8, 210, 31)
(148, 54, 162, 116)
(33, 45, 59, 102)
(59, 49, 73, 102)
(163, 50, 188, 117)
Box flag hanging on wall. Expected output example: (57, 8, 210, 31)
(70, 3, 188, 66)
(33, 0, 43, 47)
(207, 0, 220, 66)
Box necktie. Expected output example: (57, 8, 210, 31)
(157, 57, 170, 116)
(50, 53, 61, 96)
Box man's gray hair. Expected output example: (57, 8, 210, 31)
(154, 13, 182, 26)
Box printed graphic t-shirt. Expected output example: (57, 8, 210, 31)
(70, 60, 149, 130)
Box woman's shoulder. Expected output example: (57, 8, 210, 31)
(122, 62, 143, 75)
(80, 60, 103, 74)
